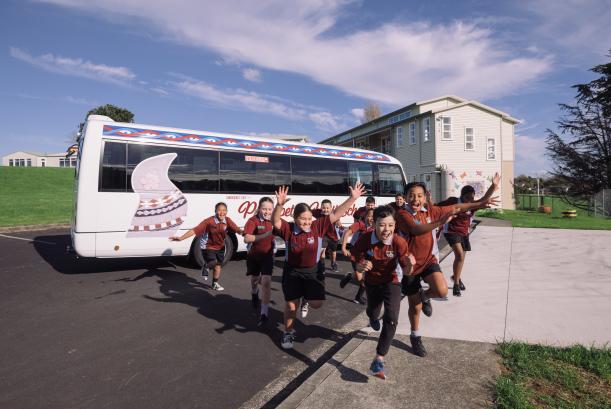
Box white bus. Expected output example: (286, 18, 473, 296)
(71, 115, 407, 266)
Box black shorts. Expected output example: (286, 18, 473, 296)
(204, 249, 224, 268)
(322, 237, 338, 251)
(282, 266, 326, 302)
(246, 256, 274, 276)
(444, 233, 471, 252)
(401, 263, 442, 296)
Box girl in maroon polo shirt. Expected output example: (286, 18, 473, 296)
(273, 183, 365, 350)
(352, 205, 415, 380)
(243, 196, 275, 327)
(170, 202, 243, 291)
(339, 208, 375, 304)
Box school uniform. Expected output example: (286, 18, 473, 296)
(193, 216, 240, 268)
(351, 231, 412, 356)
(396, 204, 454, 296)
(353, 206, 369, 222)
(436, 197, 473, 252)
(311, 209, 341, 251)
(243, 214, 275, 276)
(347, 220, 374, 270)
(275, 216, 332, 302)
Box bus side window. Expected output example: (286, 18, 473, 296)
(348, 162, 373, 194)
(99, 142, 127, 191)
(291, 157, 348, 195)
(220, 152, 290, 193)
(376, 164, 404, 196)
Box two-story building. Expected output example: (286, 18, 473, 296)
(320, 95, 518, 208)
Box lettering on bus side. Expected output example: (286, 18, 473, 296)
(236, 200, 357, 219)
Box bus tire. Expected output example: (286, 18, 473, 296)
(190, 236, 235, 268)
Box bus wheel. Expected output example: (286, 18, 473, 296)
(190, 236, 235, 268)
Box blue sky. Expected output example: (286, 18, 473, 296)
(1, 0, 609, 175)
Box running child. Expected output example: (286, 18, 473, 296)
(339, 207, 374, 304)
(243, 196, 275, 327)
(353, 196, 376, 221)
(273, 183, 365, 349)
(396, 183, 498, 357)
(351, 205, 415, 379)
(437, 173, 500, 296)
(170, 202, 243, 291)
(312, 199, 342, 273)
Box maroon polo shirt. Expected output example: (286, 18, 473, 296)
(193, 216, 240, 251)
(312, 208, 340, 241)
(351, 231, 411, 285)
(243, 214, 274, 259)
(353, 206, 368, 222)
(437, 197, 473, 236)
(276, 216, 332, 268)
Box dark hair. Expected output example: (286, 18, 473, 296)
(404, 182, 427, 195)
(460, 185, 476, 196)
(365, 196, 376, 204)
(373, 205, 395, 222)
(395, 192, 404, 198)
(365, 208, 374, 215)
(258, 196, 273, 207)
(293, 203, 312, 219)
(321, 199, 332, 206)
(215, 202, 227, 211)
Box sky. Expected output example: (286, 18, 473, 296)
(1, 0, 609, 176)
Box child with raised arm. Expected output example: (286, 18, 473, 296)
(396, 182, 498, 357)
(170, 202, 243, 291)
(351, 205, 415, 380)
(273, 183, 365, 350)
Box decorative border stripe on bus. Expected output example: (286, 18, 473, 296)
(102, 125, 392, 162)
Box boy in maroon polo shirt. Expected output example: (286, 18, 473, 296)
(170, 202, 243, 291)
(312, 199, 342, 273)
(437, 172, 500, 296)
(243, 197, 275, 327)
(387, 193, 406, 212)
(352, 205, 415, 380)
(353, 196, 376, 222)
(339, 208, 375, 304)
(397, 183, 498, 357)
(273, 183, 366, 350)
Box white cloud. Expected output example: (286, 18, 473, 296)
(150, 87, 169, 96)
(350, 108, 364, 122)
(242, 68, 262, 83)
(515, 134, 551, 175)
(10, 47, 136, 85)
(35, 0, 551, 105)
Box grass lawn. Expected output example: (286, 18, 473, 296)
(0, 167, 74, 227)
(477, 209, 611, 230)
(495, 342, 611, 409)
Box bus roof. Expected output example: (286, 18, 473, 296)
(88, 115, 400, 165)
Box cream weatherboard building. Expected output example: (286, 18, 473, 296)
(321, 95, 518, 209)
(2, 151, 76, 168)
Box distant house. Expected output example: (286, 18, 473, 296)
(2, 151, 76, 168)
(320, 95, 518, 209)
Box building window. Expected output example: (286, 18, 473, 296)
(41, 159, 46, 167)
(487, 138, 496, 160)
(409, 123, 416, 145)
(396, 127, 403, 147)
(442, 117, 452, 140)
(465, 128, 475, 150)
(9, 159, 13, 166)
(19, 159, 25, 166)
(71, 158, 77, 167)
(423, 117, 430, 142)
(27, 159, 32, 167)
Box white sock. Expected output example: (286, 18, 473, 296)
(411, 330, 421, 337)
(261, 303, 269, 315)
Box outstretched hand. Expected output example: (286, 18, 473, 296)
(349, 182, 366, 200)
(482, 196, 500, 208)
(275, 185, 290, 206)
(492, 172, 501, 189)
(440, 211, 455, 225)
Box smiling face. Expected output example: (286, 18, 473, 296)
(321, 202, 333, 216)
(258, 201, 273, 220)
(395, 195, 405, 208)
(295, 210, 313, 231)
(375, 215, 395, 242)
(406, 186, 426, 211)
(461, 191, 476, 203)
(365, 210, 374, 227)
(215, 204, 227, 219)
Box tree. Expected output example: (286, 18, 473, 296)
(77, 104, 134, 140)
(545, 54, 610, 208)
(362, 102, 382, 123)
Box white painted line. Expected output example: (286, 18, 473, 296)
(0, 234, 56, 245)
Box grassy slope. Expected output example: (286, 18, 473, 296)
(0, 167, 74, 227)
(478, 209, 611, 230)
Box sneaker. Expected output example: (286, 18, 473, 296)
(331, 262, 339, 273)
(353, 295, 366, 305)
(369, 358, 386, 380)
(301, 301, 309, 318)
(257, 314, 268, 328)
(410, 335, 427, 357)
(281, 331, 295, 349)
(212, 282, 224, 291)
(251, 291, 260, 309)
(201, 266, 209, 280)
(339, 273, 352, 289)
(420, 288, 433, 317)
(452, 283, 461, 297)
(369, 317, 381, 331)
(451, 277, 466, 291)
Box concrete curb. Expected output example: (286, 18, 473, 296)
(277, 332, 367, 409)
(0, 223, 70, 233)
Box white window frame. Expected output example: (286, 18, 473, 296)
(423, 117, 430, 142)
(9, 159, 14, 166)
(27, 159, 32, 167)
(464, 127, 475, 151)
(408, 122, 416, 145)
(487, 138, 496, 160)
(396, 126, 403, 147)
(442, 117, 452, 140)
(19, 158, 25, 166)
